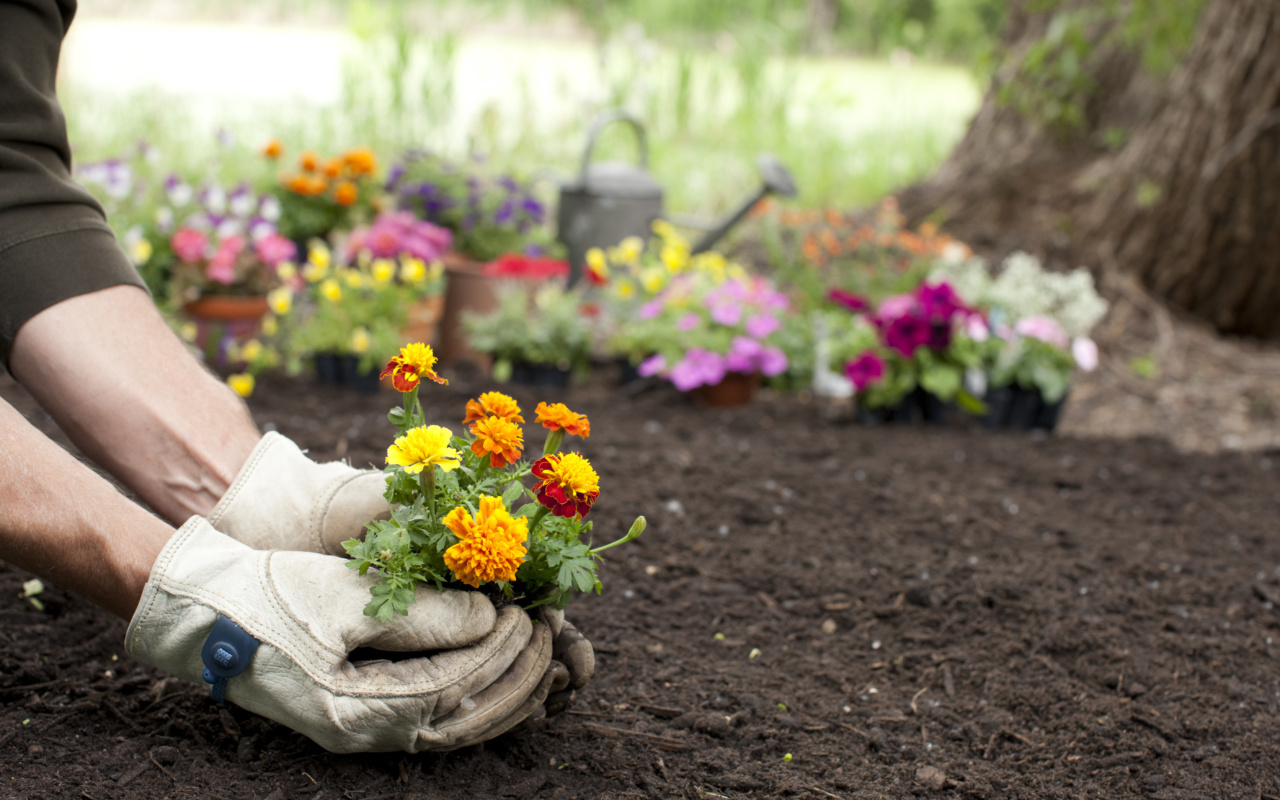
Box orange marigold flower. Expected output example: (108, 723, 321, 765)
(534, 401, 590, 438)
(286, 174, 327, 197)
(802, 234, 821, 263)
(531, 452, 599, 519)
(334, 180, 358, 207)
(262, 138, 283, 159)
(323, 158, 343, 178)
(819, 228, 841, 256)
(469, 415, 524, 468)
(343, 147, 378, 177)
(379, 342, 447, 391)
(825, 208, 844, 226)
(463, 392, 524, 425)
(442, 496, 528, 588)
(299, 150, 320, 173)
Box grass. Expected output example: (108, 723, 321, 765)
(59, 11, 981, 217)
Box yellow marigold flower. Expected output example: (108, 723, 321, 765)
(531, 452, 600, 518)
(261, 315, 279, 336)
(661, 243, 688, 273)
(227, 373, 255, 397)
(276, 261, 297, 282)
(441, 496, 528, 588)
(351, 327, 371, 354)
(309, 244, 331, 270)
(618, 236, 644, 263)
(240, 339, 264, 362)
(267, 287, 293, 315)
(130, 238, 153, 265)
(380, 342, 447, 390)
(641, 268, 666, 295)
(534, 401, 590, 438)
(386, 425, 460, 475)
(463, 391, 524, 425)
(372, 258, 397, 285)
(469, 415, 524, 468)
(320, 278, 342, 302)
(400, 255, 426, 283)
(179, 322, 198, 342)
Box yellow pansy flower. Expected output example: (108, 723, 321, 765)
(320, 278, 342, 302)
(267, 287, 293, 315)
(227, 373, 255, 397)
(372, 258, 397, 285)
(351, 327, 371, 354)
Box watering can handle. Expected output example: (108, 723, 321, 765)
(578, 109, 649, 180)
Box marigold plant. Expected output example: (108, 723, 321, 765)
(344, 343, 645, 619)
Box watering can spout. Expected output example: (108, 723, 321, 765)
(691, 153, 797, 255)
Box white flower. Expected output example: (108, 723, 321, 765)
(155, 206, 174, 232)
(216, 218, 243, 239)
(229, 191, 255, 218)
(202, 184, 227, 215)
(167, 181, 193, 208)
(259, 195, 281, 222)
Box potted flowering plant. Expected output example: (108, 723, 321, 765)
(343, 210, 453, 347)
(826, 280, 987, 424)
(345, 343, 645, 618)
(461, 258, 593, 387)
(930, 252, 1107, 430)
(265, 141, 382, 245)
(277, 242, 446, 394)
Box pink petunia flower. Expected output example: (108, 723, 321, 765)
(844, 351, 887, 391)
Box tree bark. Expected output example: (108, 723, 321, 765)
(900, 0, 1280, 339)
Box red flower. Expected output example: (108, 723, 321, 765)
(482, 253, 570, 281)
(379, 342, 447, 392)
(531, 453, 599, 519)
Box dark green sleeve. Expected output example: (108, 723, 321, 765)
(0, 0, 148, 370)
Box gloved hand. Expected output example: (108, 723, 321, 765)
(209, 431, 596, 707)
(208, 431, 386, 555)
(126, 517, 565, 753)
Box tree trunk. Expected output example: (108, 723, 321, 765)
(899, 0, 1280, 339)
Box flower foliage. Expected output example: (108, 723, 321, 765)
(344, 349, 644, 619)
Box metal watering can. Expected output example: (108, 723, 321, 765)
(556, 109, 798, 285)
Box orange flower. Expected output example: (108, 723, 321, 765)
(531, 452, 599, 519)
(534, 402, 589, 438)
(379, 342, 447, 391)
(299, 151, 320, 173)
(442, 496, 528, 588)
(802, 234, 821, 263)
(463, 392, 524, 425)
(286, 174, 327, 197)
(820, 228, 841, 256)
(323, 158, 343, 178)
(343, 147, 377, 177)
(334, 180, 358, 207)
(469, 415, 524, 468)
(262, 138, 283, 159)
(825, 208, 844, 226)
(919, 221, 938, 240)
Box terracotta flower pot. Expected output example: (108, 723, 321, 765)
(403, 293, 446, 347)
(182, 295, 270, 321)
(181, 295, 271, 367)
(691, 372, 760, 408)
(437, 251, 498, 367)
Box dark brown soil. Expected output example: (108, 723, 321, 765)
(3, 365, 1280, 799)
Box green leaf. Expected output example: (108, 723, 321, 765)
(501, 480, 525, 507)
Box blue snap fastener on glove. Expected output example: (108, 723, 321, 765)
(200, 615, 260, 705)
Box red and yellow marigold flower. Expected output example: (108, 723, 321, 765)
(380, 342, 447, 391)
(442, 496, 528, 588)
(535, 402, 590, 438)
(531, 452, 600, 518)
(469, 415, 524, 468)
(386, 425, 460, 475)
(463, 392, 524, 425)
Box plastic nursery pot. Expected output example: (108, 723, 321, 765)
(690, 371, 760, 408)
(856, 387, 951, 426)
(616, 357, 644, 387)
(312, 354, 383, 396)
(437, 251, 497, 368)
(983, 386, 1068, 432)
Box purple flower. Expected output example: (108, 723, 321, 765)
(638, 300, 664, 320)
(876, 293, 917, 323)
(669, 348, 727, 391)
(827, 288, 869, 313)
(522, 196, 545, 222)
(745, 313, 781, 339)
(759, 346, 788, 377)
(725, 337, 764, 372)
(493, 200, 516, 225)
(844, 352, 886, 391)
(385, 165, 406, 190)
(676, 312, 702, 332)
(916, 281, 963, 320)
(709, 300, 742, 327)
(637, 353, 667, 377)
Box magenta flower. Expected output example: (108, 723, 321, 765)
(877, 293, 917, 322)
(745, 313, 781, 339)
(916, 281, 963, 320)
(827, 288, 869, 313)
(759, 346, 788, 377)
(883, 314, 932, 357)
(205, 235, 244, 285)
(171, 228, 208, 263)
(844, 351, 886, 391)
(638, 299, 664, 320)
(253, 233, 297, 267)
(708, 300, 743, 327)
(637, 353, 667, 377)
(676, 312, 702, 332)
(345, 210, 452, 262)
(669, 348, 727, 391)
(724, 337, 764, 373)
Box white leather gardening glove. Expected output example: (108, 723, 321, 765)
(209, 431, 387, 555)
(126, 517, 565, 753)
(539, 607, 596, 717)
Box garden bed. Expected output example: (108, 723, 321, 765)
(2, 368, 1279, 799)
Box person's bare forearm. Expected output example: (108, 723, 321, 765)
(0, 398, 173, 618)
(9, 286, 260, 524)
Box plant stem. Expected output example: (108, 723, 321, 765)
(420, 467, 436, 520)
(589, 515, 647, 555)
(401, 386, 420, 432)
(543, 429, 565, 456)
(527, 505, 550, 537)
